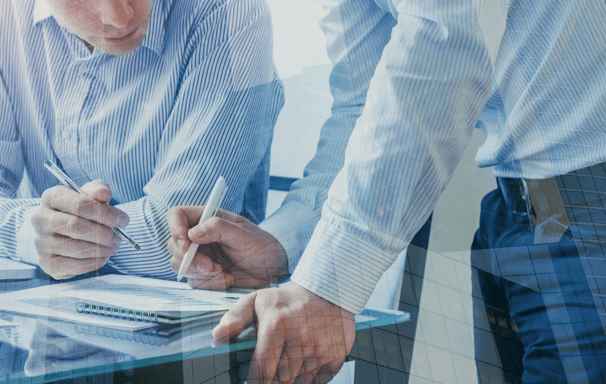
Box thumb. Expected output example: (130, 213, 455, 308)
(213, 291, 257, 340)
(81, 180, 112, 203)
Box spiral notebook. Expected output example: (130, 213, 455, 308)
(0, 275, 247, 331)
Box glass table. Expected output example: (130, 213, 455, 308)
(0, 277, 410, 384)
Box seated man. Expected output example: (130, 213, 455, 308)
(0, 0, 283, 279)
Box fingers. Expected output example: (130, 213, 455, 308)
(32, 206, 120, 247)
(34, 232, 120, 259)
(214, 208, 247, 223)
(188, 216, 243, 245)
(167, 206, 206, 252)
(277, 341, 305, 384)
(187, 272, 233, 290)
(38, 253, 109, 280)
(168, 243, 224, 274)
(313, 360, 346, 384)
(236, 285, 356, 384)
(248, 314, 286, 384)
(80, 179, 112, 204)
(41, 186, 129, 228)
(212, 291, 257, 340)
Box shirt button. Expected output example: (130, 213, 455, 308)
(61, 130, 71, 140)
(79, 65, 88, 74)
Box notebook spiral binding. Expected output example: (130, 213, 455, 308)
(76, 301, 158, 323)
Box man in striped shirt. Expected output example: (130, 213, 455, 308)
(169, 0, 606, 383)
(0, 0, 283, 280)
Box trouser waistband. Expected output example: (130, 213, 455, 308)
(495, 164, 606, 230)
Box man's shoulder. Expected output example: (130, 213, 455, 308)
(1, 0, 36, 26)
(1, 0, 37, 55)
(168, 0, 270, 31)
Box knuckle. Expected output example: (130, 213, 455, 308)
(103, 227, 115, 245)
(167, 239, 177, 253)
(206, 217, 220, 228)
(65, 217, 81, 235)
(166, 206, 179, 218)
(30, 208, 44, 230)
(97, 256, 110, 269)
(170, 257, 179, 272)
(48, 263, 65, 280)
(74, 199, 91, 217)
(33, 235, 43, 252)
(99, 207, 114, 225)
(41, 188, 55, 206)
(268, 314, 286, 331)
(95, 245, 111, 259)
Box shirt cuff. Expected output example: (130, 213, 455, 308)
(259, 201, 320, 274)
(291, 218, 398, 314)
(17, 206, 39, 265)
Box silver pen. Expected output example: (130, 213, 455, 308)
(43, 160, 142, 251)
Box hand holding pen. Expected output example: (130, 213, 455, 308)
(30, 160, 140, 280)
(175, 176, 227, 282)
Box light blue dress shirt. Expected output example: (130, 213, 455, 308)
(0, 0, 284, 278)
(263, 0, 606, 314)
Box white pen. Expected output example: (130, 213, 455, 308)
(177, 176, 228, 282)
(43, 160, 142, 251)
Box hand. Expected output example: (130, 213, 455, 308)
(32, 180, 129, 279)
(212, 282, 356, 384)
(167, 207, 288, 289)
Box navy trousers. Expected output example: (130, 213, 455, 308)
(472, 171, 606, 383)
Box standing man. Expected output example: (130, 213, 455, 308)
(170, 0, 606, 382)
(0, 0, 283, 280)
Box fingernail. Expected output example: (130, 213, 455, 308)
(176, 239, 184, 251)
(112, 236, 122, 246)
(116, 214, 129, 228)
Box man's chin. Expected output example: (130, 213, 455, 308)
(94, 38, 144, 56)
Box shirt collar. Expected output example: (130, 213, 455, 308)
(141, 0, 172, 56)
(33, 0, 52, 25)
(32, 0, 171, 56)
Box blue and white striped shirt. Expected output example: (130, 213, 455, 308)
(263, 0, 606, 314)
(0, 0, 283, 278)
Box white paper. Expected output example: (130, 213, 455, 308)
(0, 275, 245, 330)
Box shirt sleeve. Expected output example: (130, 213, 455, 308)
(15, 0, 284, 275)
(291, 0, 508, 314)
(0, 68, 40, 264)
(259, 0, 396, 273)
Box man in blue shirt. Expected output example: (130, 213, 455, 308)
(169, 0, 606, 383)
(0, 0, 283, 279)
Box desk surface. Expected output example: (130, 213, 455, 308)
(0, 277, 410, 384)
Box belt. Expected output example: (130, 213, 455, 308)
(497, 176, 570, 243)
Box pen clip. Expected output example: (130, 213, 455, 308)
(211, 187, 228, 217)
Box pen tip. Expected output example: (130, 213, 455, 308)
(135, 245, 142, 251)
